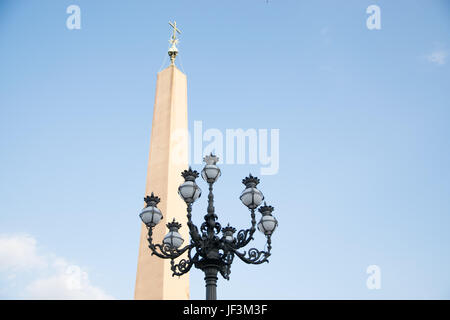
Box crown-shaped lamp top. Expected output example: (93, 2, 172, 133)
(144, 192, 161, 207)
(181, 167, 199, 181)
(166, 218, 182, 231)
(222, 223, 237, 234)
(203, 153, 219, 165)
(258, 202, 274, 215)
(242, 173, 260, 188)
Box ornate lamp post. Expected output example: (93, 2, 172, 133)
(139, 154, 278, 300)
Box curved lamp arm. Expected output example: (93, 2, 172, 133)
(231, 235, 272, 265)
(147, 226, 191, 260)
(234, 208, 257, 249)
(171, 244, 199, 277)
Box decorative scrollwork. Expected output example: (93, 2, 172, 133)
(214, 222, 222, 234)
(200, 221, 221, 236)
(147, 227, 191, 260)
(233, 247, 270, 265)
(171, 245, 199, 277)
(200, 222, 207, 234)
(235, 228, 253, 247)
(219, 251, 234, 280)
(234, 209, 257, 249)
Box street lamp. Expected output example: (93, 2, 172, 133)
(139, 154, 278, 300)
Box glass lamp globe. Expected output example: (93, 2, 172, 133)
(178, 168, 202, 204)
(257, 203, 278, 236)
(240, 174, 264, 209)
(240, 187, 264, 209)
(178, 181, 202, 203)
(201, 154, 221, 183)
(140, 193, 163, 227)
(163, 219, 184, 249)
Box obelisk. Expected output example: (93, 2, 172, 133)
(135, 21, 190, 300)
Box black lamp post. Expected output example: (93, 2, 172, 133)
(139, 154, 278, 300)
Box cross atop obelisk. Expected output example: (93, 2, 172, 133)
(168, 21, 181, 65)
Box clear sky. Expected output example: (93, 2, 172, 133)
(0, 0, 449, 299)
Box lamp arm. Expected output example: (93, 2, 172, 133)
(231, 235, 272, 265)
(186, 203, 202, 243)
(147, 226, 191, 259)
(234, 208, 257, 249)
(171, 244, 199, 277)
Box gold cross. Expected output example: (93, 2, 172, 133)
(169, 21, 181, 41)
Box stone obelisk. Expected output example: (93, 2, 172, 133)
(135, 21, 189, 300)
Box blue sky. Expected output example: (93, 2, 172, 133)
(0, 0, 449, 299)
